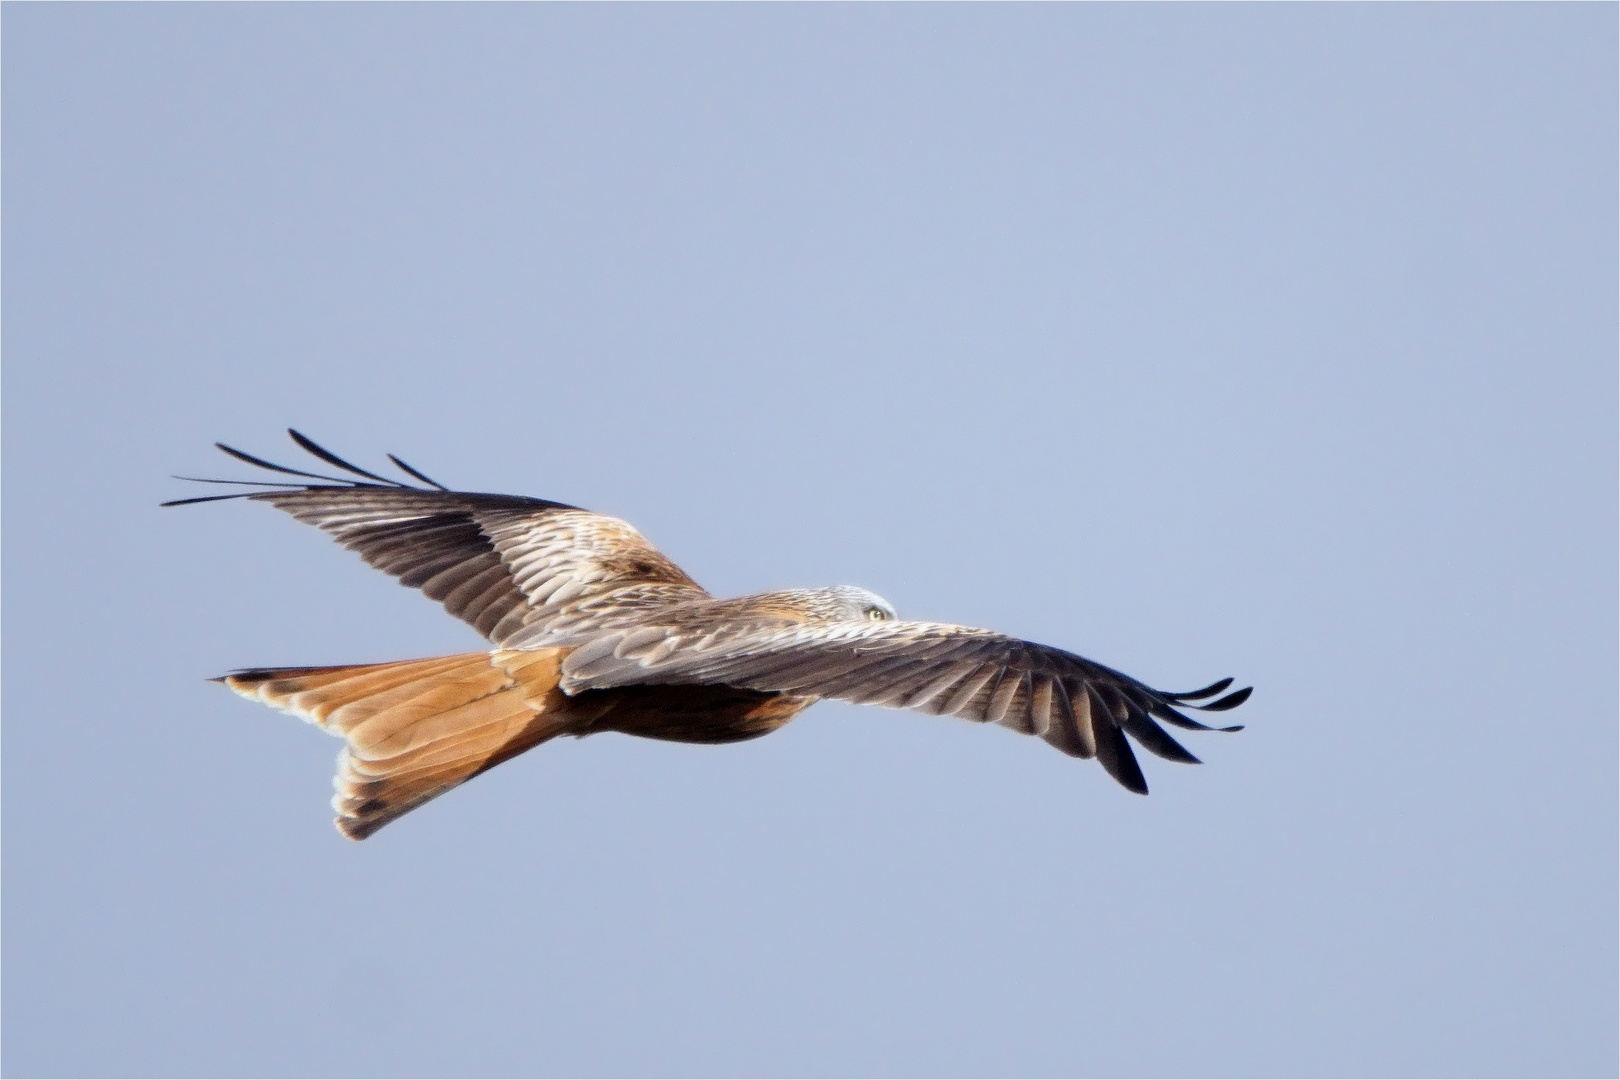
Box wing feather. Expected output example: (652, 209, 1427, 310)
(985, 667, 1024, 727)
(1118, 696, 1201, 764)
(1041, 677, 1094, 758)
(939, 663, 1000, 718)
(997, 671, 1037, 734)
(904, 660, 985, 714)
(1087, 684, 1148, 794)
(1028, 676, 1055, 738)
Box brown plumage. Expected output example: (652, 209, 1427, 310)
(169, 431, 1250, 839)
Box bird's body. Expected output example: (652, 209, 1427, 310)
(169, 432, 1249, 839)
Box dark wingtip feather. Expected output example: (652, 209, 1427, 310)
(1087, 686, 1150, 794)
(1118, 698, 1202, 764)
(161, 492, 260, 507)
(1196, 686, 1253, 712)
(215, 442, 354, 484)
(287, 429, 403, 486)
(1117, 764, 1149, 795)
(1147, 700, 1219, 732)
(387, 453, 449, 490)
(171, 475, 302, 488)
(1164, 677, 1233, 702)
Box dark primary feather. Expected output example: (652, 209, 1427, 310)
(162, 490, 285, 507)
(287, 428, 407, 486)
(171, 476, 311, 488)
(387, 453, 449, 490)
(213, 441, 363, 486)
(1163, 677, 1233, 701)
(1196, 686, 1253, 711)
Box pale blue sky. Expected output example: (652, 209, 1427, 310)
(5, 6, 1615, 1077)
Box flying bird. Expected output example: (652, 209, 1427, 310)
(166, 431, 1250, 840)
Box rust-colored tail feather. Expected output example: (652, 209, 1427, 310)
(220, 650, 587, 839)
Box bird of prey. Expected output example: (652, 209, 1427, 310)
(166, 431, 1250, 840)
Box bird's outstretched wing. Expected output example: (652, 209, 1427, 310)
(559, 616, 1250, 793)
(164, 431, 709, 645)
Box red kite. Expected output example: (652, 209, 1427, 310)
(167, 432, 1250, 839)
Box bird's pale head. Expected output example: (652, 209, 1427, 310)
(720, 585, 898, 624)
(810, 585, 899, 623)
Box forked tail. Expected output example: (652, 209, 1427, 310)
(219, 650, 588, 839)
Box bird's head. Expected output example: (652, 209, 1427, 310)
(819, 585, 899, 623)
(725, 585, 898, 624)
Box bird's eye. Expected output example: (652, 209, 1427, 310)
(867, 608, 887, 621)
